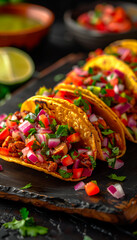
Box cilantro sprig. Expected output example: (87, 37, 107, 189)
(74, 96, 89, 112)
(58, 169, 73, 179)
(3, 208, 48, 237)
(27, 128, 37, 138)
(20, 183, 32, 190)
(107, 174, 126, 182)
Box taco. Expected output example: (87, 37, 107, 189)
(0, 96, 97, 181)
(52, 84, 126, 165)
(61, 55, 137, 142)
(104, 39, 137, 78)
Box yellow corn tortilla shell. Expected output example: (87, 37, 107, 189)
(83, 55, 137, 142)
(105, 39, 137, 55)
(54, 83, 126, 160)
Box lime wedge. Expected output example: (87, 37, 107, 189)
(0, 47, 35, 85)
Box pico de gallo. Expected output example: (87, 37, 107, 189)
(61, 66, 137, 141)
(36, 86, 124, 166)
(0, 105, 96, 180)
(77, 4, 133, 33)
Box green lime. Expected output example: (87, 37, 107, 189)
(0, 47, 35, 85)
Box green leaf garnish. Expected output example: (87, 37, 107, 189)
(83, 235, 93, 240)
(77, 60, 86, 67)
(24, 114, 35, 123)
(92, 73, 102, 81)
(54, 73, 65, 82)
(41, 143, 50, 156)
(133, 67, 137, 72)
(35, 104, 40, 116)
(31, 141, 40, 151)
(52, 155, 61, 160)
(70, 150, 79, 160)
(20, 183, 32, 190)
(74, 96, 89, 112)
(101, 129, 114, 135)
(58, 169, 73, 179)
(55, 125, 69, 138)
(39, 120, 45, 128)
(112, 147, 119, 156)
(89, 156, 96, 169)
(88, 67, 93, 74)
(3, 207, 48, 237)
(107, 174, 126, 181)
(50, 119, 57, 132)
(27, 128, 37, 138)
(10, 119, 20, 124)
(74, 89, 82, 97)
(107, 158, 116, 168)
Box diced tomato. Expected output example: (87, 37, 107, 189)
(96, 21, 107, 32)
(67, 133, 80, 143)
(6, 115, 17, 129)
(113, 7, 126, 22)
(105, 89, 115, 97)
(54, 91, 66, 98)
(110, 78, 118, 86)
(61, 154, 74, 166)
(132, 57, 137, 63)
(26, 139, 40, 149)
(0, 147, 9, 156)
(118, 96, 127, 103)
(95, 48, 103, 56)
(77, 13, 90, 25)
(85, 181, 100, 196)
(73, 168, 83, 179)
(0, 127, 10, 140)
(121, 118, 128, 126)
(39, 114, 49, 128)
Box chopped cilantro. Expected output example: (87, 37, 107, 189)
(47, 133, 57, 138)
(101, 88, 107, 95)
(61, 155, 68, 160)
(31, 141, 40, 151)
(0, 128, 4, 132)
(39, 120, 45, 128)
(20, 183, 32, 190)
(112, 147, 119, 156)
(70, 150, 79, 160)
(54, 89, 59, 95)
(50, 119, 57, 132)
(10, 119, 20, 124)
(107, 158, 116, 168)
(133, 67, 137, 72)
(88, 67, 93, 74)
(58, 169, 73, 179)
(18, 103, 22, 109)
(92, 73, 102, 81)
(54, 73, 65, 82)
(108, 141, 113, 149)
(3, 207, 48, 237)
(35, 104, 40, 116)
(98, 123, 104, 129)
(74, 89, 82, 96)
(24, 114, 35, 123)
(101, 129, 114, 135)
(89, 156, 96, 169)
(55, 125, 69, 138)
(106, 83, 113, 89)
(130, 62, 137, 67)
(83, 235, 93, 240)
(107, 174, 126, 181)
(41, 143, 50, 156)
(52, 155, 61, 161)
(27, 128, 37, 138)
(74, 96, 89, 112)
(85, 146, 90, 150)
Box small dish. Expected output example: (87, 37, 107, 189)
(0, 3, 54, 49)
(64, 1, 137, 50)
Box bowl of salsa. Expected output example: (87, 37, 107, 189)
(0, 3, 54, 49)
(64, 1, 137, 49)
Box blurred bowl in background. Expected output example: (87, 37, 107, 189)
(64, 1, 137, 50)
(0, 3, 54, 50)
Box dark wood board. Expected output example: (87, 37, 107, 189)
(0, 53, 137, 225)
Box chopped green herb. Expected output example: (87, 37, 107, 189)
(83, 235, 93, 240)
(98, 123, 104, 129)
(24, 114, 35, 123)
(107, 174, 126, 181)
(39, 120, 45, 128)
(106, 83, 113, 89)
(10, 119, 20, 124)
(41, 143, 50, 156)
(55, 125, 69, 138)
(31, 141, 40, 151)
(101, 88, 107, 95)
(88, 67, 93, 74)
(107, 158, 116, 168)
(92, 73, 102, 81)
(101, 129, 114, 135)
(74, 96, 89, 112)
(133, 231, 137, 235)
(50, 119, 57, 132)
(28, 128, 37, 138)
(87, 86, 101, 96)
(54, 89, 59, 95)
(54, 73, 65, 82)
(0, 128, 4, 132)
(3, 207, 48, 237)
(35, 104, 40, 116)
(47, 133, 57, 138)
(108, 141, 113, 149)
(112, 147, 119, 156)
(85, 146, 91, 150)
(133, 67, 137, 72)
(69, 127, 75, 134)
(70, 150, 79, 160)
(58, 169, 73, 179)
(130, 62, 137, 67)
(61, 155, 68, 160)
(52, 155, 61, 160)
(20, 183, 32, 190)
(89, 156, 96, 169)
(18, 103, 22, 109)
(77, 60, 86, 67)
(74, 89, 82, 96)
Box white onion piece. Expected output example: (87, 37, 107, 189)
(0, 121, 6, 128)
(27, 150, 38, 164)
(19, 132, 25, 142)
(87, 150, 93, 156)
(89, 114, 98, 123)
(48, 138, 60, 148)
(107, 184, 125, 199)
(73, 66, 88, 76)
(74, 181, 85, 191)
(59, 166, 67, 171)
(102, 151, 109, 160)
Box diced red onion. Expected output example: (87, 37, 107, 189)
(89, 114, 98, 123)
(102, 151, 109, 160)
(73, 159, 80, 169)
(35, 134, 47, 144)
(73, 66, 88, 77)
(35, 150, 45, 163)
(0, 165, 3, 171)
(114, 94, 119, 101)
(120, 48, 130, 61)
(22, 147, 30, 157)
(118, 84, 124, 92)
(48, 138, 60, 148)
(114, 69, 124, 79)
(96, 82, 106, 88)
(27, 150, 38, 164)
(114, 159, 124, 169)
(102, 137, 108, 147)
(128, 116, 136, 128)
(107, 183, 125, 199)
(74, 181, 85, 191)
(114, 103, 132, 115)
(118, 47, 129, 55)
(78, 148, 88, 154)
(18, 121, 34, 135)
(82, 168, 92, 177)
(0, 114, 7, 122)
(38, 128, 52, 134)
(114, 85, 119, 94)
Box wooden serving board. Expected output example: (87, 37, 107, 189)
(0, 53, 137, 224)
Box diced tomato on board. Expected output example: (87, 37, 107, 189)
(0, 127, 10, 141)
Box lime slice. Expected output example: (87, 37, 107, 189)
(0, 47, 35, 85)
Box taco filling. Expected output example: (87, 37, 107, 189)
(0, 105, 96, 180)
(61, 66, 137, 141)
